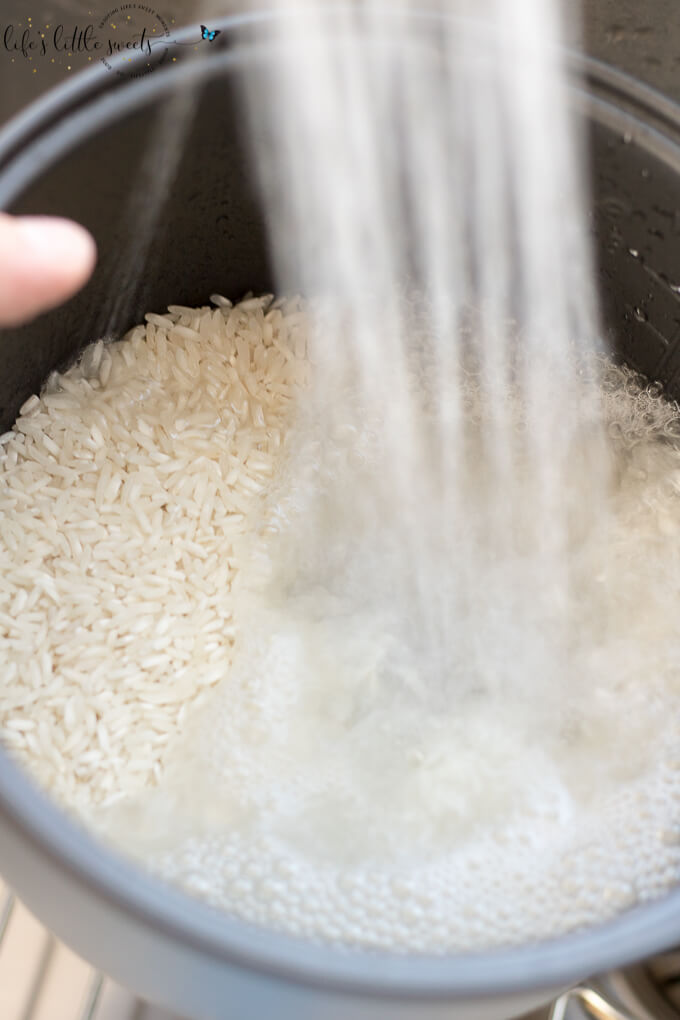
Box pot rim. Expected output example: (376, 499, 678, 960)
(0, 11, 680, 1001)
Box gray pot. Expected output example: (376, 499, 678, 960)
(0, 14, 679, 1020)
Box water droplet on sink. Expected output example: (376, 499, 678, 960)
(628, 248, 640, 258)
(633, 307, 648, 322)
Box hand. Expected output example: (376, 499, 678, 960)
(0, 212, 96, 328)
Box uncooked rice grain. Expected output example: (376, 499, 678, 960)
(0, 294, 310, 812)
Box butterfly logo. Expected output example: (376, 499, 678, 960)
(201, 25, 221, 42)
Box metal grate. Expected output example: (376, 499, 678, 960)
(645, 951, 680, 1012)
(542, 955, 680, 1020)
(0, 883, 185, 1020)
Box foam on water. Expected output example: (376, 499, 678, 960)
(100, 359, 680, 950)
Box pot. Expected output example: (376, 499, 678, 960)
(0, 14, 679, 1020)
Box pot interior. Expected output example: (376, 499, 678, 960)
(0, 52, 679, 434)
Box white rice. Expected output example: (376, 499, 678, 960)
(0, 294, 310, 812)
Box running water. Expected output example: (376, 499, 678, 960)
(235, 0, 612, 678)
(212, 0, 615, 836)
(93, 0, 680, 948)
(99, 87, 197, 339)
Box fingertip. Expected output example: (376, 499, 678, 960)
(15, 216, 97, 290)
(0, 214, 97, 328)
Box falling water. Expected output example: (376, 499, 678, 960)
(100, 90, 197, 338)
(229, 0, 614, 790)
